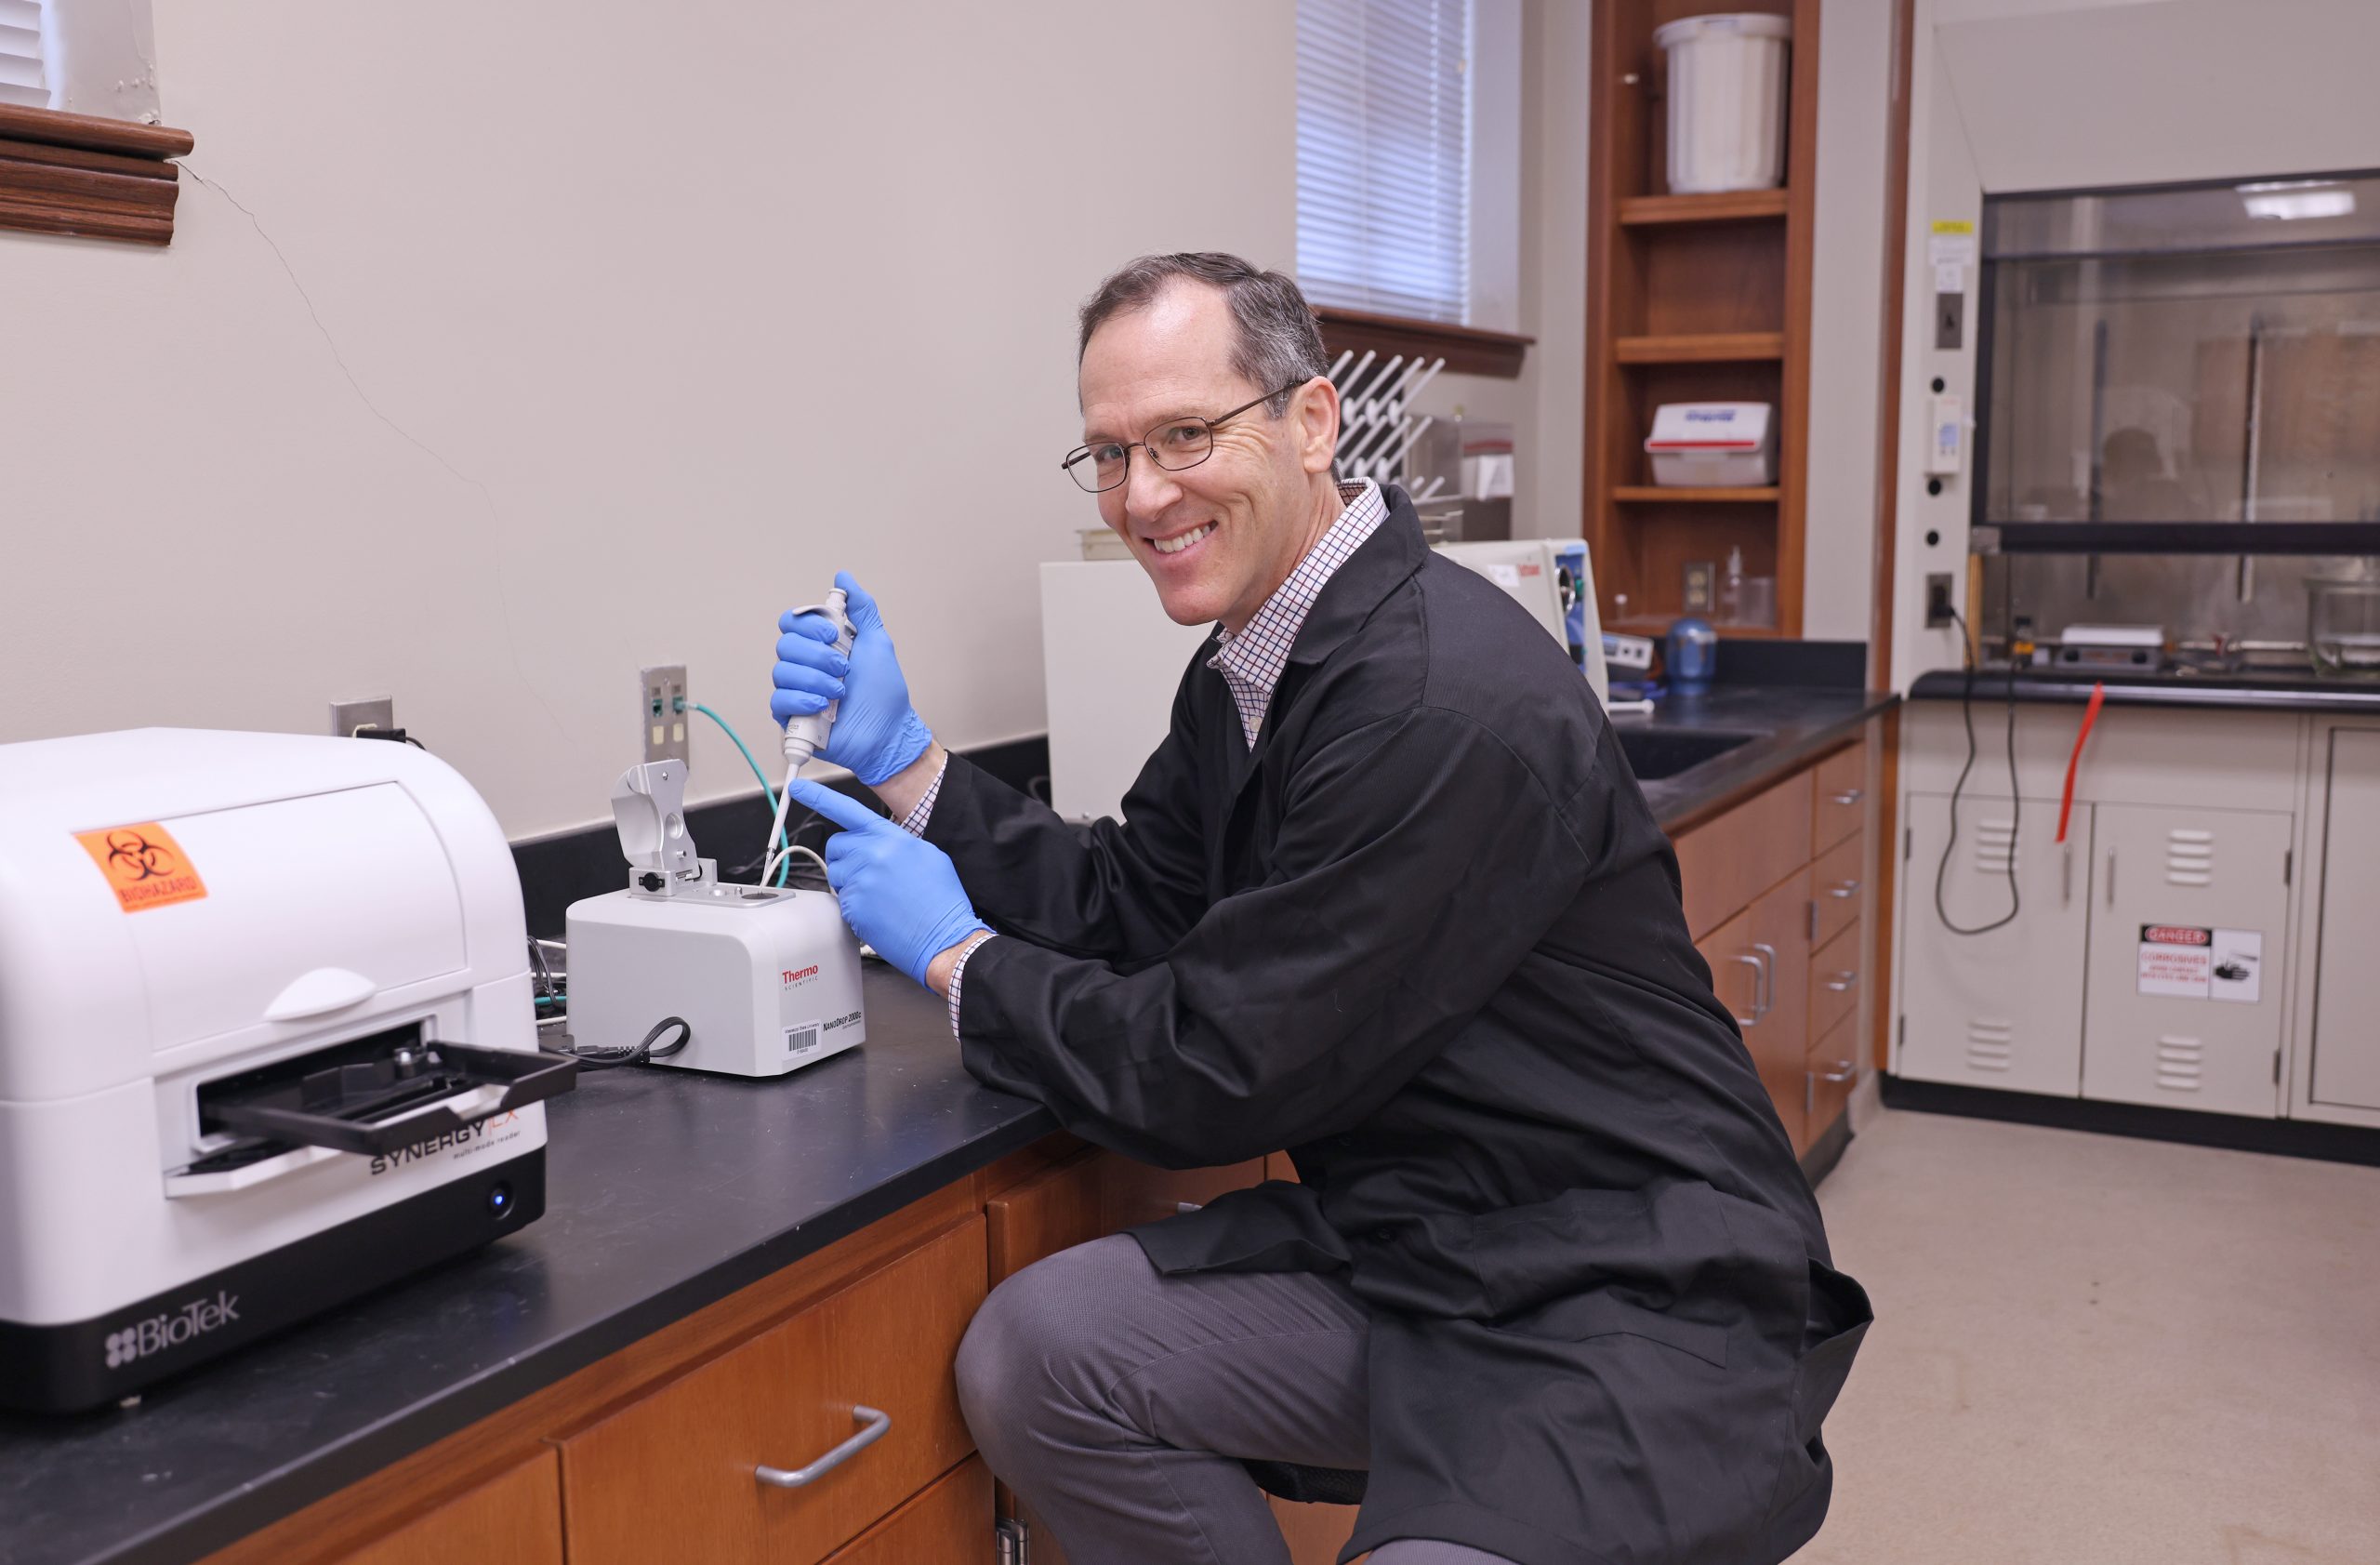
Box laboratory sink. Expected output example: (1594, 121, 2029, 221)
(1613, 727, 1759, 781)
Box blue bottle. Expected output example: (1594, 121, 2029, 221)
(1666, 617, 1718, 695)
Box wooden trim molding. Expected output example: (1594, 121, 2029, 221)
(0, 102, 194, 245)
(1314, 306, 1534, 378)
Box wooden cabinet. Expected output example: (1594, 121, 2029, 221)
(1674, 728, 1879, 1157)
(557, 1218, 985, 1565)
(325, 1452, 562, 1565)
(1812, 737, 1869, 851)
(1584, 0, 1821, 639)
(1809, 918, 1862, 1044)
(1674, 767, 1813, 940)
(821, 1458, 993, 1565)
(1699, 876, 1813, 1151)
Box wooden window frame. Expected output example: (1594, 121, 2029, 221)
(0, 102, 193, 245)
(1315, 306, 1534, 379)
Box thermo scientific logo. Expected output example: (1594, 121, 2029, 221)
(105, 1292, 240, 1369)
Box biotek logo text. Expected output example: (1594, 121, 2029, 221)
(105, 1292, 239, 1369)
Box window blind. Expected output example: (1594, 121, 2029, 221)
(0, 0, 47, 110)
(1297, 0, 1473, 325)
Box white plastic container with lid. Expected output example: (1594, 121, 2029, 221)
(1645, 402, 1776, 486)
(1655, 13, 1792, 194)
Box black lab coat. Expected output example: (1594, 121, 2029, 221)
(931, 488, 1871, 1565)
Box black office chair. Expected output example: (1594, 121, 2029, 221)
(1244, 1460, 1369, 1507)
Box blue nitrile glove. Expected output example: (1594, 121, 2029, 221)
(786, 776, 990, 988)
(772, 572, 935, 787)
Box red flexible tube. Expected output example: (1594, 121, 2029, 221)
(2056, 683, 2106, 843)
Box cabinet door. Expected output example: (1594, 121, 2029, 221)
(2083, 803, 2292, 1117)
(2311, 728, 2380, 1112)
(1698, 882, 1810, 1151)
(1898, 794, 2090, 1097)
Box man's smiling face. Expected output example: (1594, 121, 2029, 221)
(1077, 281, 1339, 632)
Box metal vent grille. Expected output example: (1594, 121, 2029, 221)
(2155, 1033, 2204, 1092)
(1974, 818, 2017, 875)
(1966, 1018, 2015, 1072)
(2165, 827, 2214, 887)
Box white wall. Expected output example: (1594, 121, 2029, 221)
(1888, 0, 2380, 685)
(0, 0, 1294, 840)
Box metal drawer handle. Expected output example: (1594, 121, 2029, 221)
(1728, 954, 1762, 1026)
(1825, 879, 1861, 899)
(756, 1405, 892, 1489)
(1750, 943, 1778, 1017)
(1831, 789, 1864, 805)
(1826, 970, 1860, 992)
(1805, 1057, 1859, 1117)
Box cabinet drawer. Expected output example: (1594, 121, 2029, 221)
(1807, 829, 1864, 950)
(1809, 918, 1862, 1043)
(559, 1219, 986, 1565)
(1803, 1011, 1859, 1146)
(1675, 768, 1816, 940)
(1811, 740, 1869, 851)
(326, 1452, 562, 1565)
(821, 1458, 993, 1565)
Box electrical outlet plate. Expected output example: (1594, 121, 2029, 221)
(1924, 574, 1956, 629)
(641, 665, 689, 763)
(330, 696, 394, 738)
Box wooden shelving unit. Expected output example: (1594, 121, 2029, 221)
(1613, 485, 1780, 503)
(1583, 0, 1819, 638)
(1614, 330, 1786, 364)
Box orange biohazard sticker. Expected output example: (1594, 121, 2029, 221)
(75, 823, 208, 912)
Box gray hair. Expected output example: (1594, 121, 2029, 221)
(1077, 253, 1330, 418)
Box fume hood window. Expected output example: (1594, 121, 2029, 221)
(1979, 172, 2380, 544)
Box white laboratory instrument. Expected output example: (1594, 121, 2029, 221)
(564, 759, 866, 1079)
(0, 729, 574, 1413)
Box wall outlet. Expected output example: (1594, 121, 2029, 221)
(1924, 574, 1957, 629)
(641, 665, 688, 763)
(1934, 289, 1964, 351)
(330, 696, 395, 738)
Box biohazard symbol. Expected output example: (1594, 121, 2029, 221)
(75, 821, 208, 912)
(102, 830, 178, 882)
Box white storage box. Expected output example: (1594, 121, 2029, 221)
(1655, 13, 1792, 194)
(1646, 403, 1776, 486)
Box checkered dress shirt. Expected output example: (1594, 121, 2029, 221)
(1209, 480, 1385, 748)
(903, 478, 1386, 1034)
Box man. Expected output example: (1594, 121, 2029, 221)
(774, 253, 1869, 1565)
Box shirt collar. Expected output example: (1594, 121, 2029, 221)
(1211, 480, 1384, 660)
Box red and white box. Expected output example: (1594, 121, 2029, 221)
(1645, 403, 1776, 487)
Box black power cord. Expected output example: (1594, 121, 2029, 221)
(549, 1015, 692, 1071)
(1934, 606, 2022, 936)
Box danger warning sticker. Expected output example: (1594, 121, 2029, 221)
(2137, 925, 2261, 1002)
(75, 823, 208, 912)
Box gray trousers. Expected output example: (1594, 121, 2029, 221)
(955, 1234, 1516, 1565)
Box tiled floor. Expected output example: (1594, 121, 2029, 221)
(1798, 1107, 2380, 1565)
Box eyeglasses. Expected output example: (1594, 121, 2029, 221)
(1061, 380, 1308, 494)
